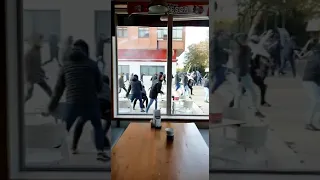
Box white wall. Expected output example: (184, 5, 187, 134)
(118, 61, 177, 77)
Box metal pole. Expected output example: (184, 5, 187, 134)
(166, 14, 173, 115)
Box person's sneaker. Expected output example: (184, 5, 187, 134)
(71, 149, 79, 154)
(261, 102, 271, 107)
(305, 124, 320, 131)
(141, 109, 145, 112)
(255, 111, 265, 118)
(97, 152, 110, 161)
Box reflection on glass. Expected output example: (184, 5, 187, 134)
(23, 0, 111, 169)
(171, 26, 209, 115)
(210, 0, 320, 172)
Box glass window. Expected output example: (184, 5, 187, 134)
(118, 65, 129, 74)
(140, 66, 165, 76)
(117, 27, 128, 38)
(157, 27, 168, 40)
(157, 27, 183, 40)
(138, 27, 149, 38)
(23, 10, 60, 41)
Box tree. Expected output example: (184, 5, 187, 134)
(184, 40, 209, 75)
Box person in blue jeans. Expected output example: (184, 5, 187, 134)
(43, 39, 108, 161)
(126, 74, 145, 112)
(210, 30, 230, 93)
(146, 75, 164, 113)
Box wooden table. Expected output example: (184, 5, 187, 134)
(111, 122, 209, 180)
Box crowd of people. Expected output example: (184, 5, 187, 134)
(211, 11, 320, 130)
(24, 32, 111, 162)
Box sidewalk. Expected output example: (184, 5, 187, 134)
(210, 72, 320, 170)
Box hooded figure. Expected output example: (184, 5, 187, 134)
(126, 74, 145, 112)
(302, 44, 320, 131)
(24, 33, 52, 102)
(42, 33, 61, 66)
(146, 75, 164, 113)
(45, 39, 108, 161)
(61, 36, 73, 64)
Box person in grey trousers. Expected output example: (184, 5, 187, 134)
(302, 44, 320, 131)
(118, 73, 127, 93)
(60, 36, 74, 65)
(42, 33, 61, 67)
(24, 33, 52, 102)
(43, 39, 108, 161)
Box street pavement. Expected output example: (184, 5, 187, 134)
(210, 66, 320, 171)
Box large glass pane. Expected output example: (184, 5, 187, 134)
(172, 26, 209, 116)
(116, 26, 173, 115)
(23, 0, 111, 170)
(210, 0, 320, 172)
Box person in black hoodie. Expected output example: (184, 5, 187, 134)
(126, 74, 145, 112)
(133, 85, 148, 109)
(42, 39, 108, 161)
(146, 75, 164, 113)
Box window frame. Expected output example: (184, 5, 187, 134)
(138, 27, 149, 38)
(157, 27, 183, 40)
(117, 27, 128, 38)
(140, 65, 165, 76)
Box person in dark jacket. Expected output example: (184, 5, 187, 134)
(126, 74, 145, 112)
(302, 44, 320, 131)
(42, 33, 61, 67)
(43, 39, 108, 161)
(279, 36, 299, 77)
(118, 73, 127, 93)
(133, 85, 148, 109)
(96, 33, 109, 73)
(211, 30, 230, 93)
(175, 73, 181, 91)
(24, 33, 52, 102)
(188, 78, 194, 95)
(183, 74, 190, 97)
(60, 36, 73, 65)
(125, 72, 130, 82)
(203, 78, 209, 103)
(146, 75, 164, 113)
(98, 75, 112, 149)
(151, 73, 158, 85)
(231, 33, 265, 118)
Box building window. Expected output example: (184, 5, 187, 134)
(157, 27, 183, 40)
(140, 65, 165, 76)
(117, 27, 128, 38)
(95, 10, 111, 42)
(157, 27, 168, 40)
(138, 27, 149, 38)
(23, 10, 61, 41)
(118, 65, 130, 75)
